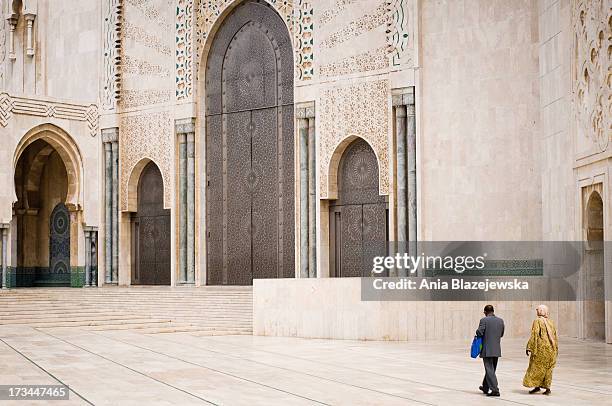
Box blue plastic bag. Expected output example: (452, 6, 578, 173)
(470, 336, 483, 358)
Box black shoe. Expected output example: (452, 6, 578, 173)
(543, 389, 551, 395)
(479, 386, 489, 394)
(486, 391, 500, 397)
(529, 387, 541, 394)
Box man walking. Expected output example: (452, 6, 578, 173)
(476, 304, 504, 397)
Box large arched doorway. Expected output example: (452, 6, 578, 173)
(329, 139, 388, 277)
(584, 191, 605, 340)
(131, 162, 171, 285)
(13, 139, 71, 286)
(204, 0, 295, 285)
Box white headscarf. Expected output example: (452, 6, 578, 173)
(536, 304, 556, 347)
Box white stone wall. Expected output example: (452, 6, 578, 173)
(419, 0, 542, 241)
(254, 278, 578, 341)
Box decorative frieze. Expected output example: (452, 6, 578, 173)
(319, 80, 390, 198)
(0, 93, 99, 137)
(120, 111, 173, 210)
(121, 55, 170, 77)
(120, 89, 172, 108)
(387, 0, 412, 66)
(176, 0, 309, 100)
(572, 0, 611, 152)
(319, 2, 387, 50)
(103, 0, 123, 110)
(295, 0, 314, 80)
(319, 46, 387, 78)
(123, 21, 172, 57)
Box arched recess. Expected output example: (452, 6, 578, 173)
(584, 190, 605, 341)
(203, 0, 295, 285)
(12, 123, 81, 287)
(328, 138, 388, 277)
(130, 161, 171, 285)
(326, 135, 385, 200)
(13, 123, 83, 209)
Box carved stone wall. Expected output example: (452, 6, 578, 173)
(120, 0, 174, 110)
(0, 93, 99, 136)
(319, 80, 389, 198)
(317, 0, 414, 79)
(572, 0, 611, 153)
(102, 0, 123, 110)
(119, 111, 173, 210)
(176, 0, 314, 101)
(0, 16, 5, 88)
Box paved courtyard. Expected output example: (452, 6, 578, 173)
(0, 325, 610, 406)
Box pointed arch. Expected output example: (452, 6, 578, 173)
(326, 135, 383, 200)
(13, 123, 83, 209)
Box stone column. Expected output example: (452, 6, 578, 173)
(394, 104, 407, 243)
(187, 132, 196, 283)
(84, 229, 91, 287)
(1, 225, 8, 289)
(296, 104, 316, 278)
(298, 116, 309, 278)
(406, 96, 417, 252)
(307, 115, 317, 278)
(175, 118, 196, 284)
(111, 139, 119, 282)
(178, 133, 187, 282)
(393, 89, 417, 274)
(102, 128, 119, 284)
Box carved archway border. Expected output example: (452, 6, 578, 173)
(13, 123, 83, 209)
(326, 135, 382, 201)
(125, 157, 168, 212)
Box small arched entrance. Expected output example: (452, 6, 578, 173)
(131, 162, 170, 285)
(329, 139, 388, 277)
(584, 191, 605, 340)
(13, 139, 71, 286)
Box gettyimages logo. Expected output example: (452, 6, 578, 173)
(372, 252, 488, 275)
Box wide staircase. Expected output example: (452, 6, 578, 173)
(0, 287, 253, 335)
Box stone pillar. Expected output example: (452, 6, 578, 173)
(307, 115, 317, 278)
(84, 229, 91, 287)
(178, 133, 187, 282)
(298, 117, 309, 278)
(102, 128, 119, 284)
(175, 118, 196, 284)
(296, 104, 316, 278)
(393, 89, 417, 274)
(394, 104, 407, 243)
(1, 225, 8, 289)
(111, 139, 119, 282)
(187, 132, 196, 283)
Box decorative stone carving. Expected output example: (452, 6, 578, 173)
(103, 0, 123, 110)
(295, 0, 313, 80)
(572, 0, 611, 152)
(319, 2, 387, 50)
(121, 55, 170, 77)
(388, 0, 413, 66)
(0, 16, 5, 84)
(119, 111, 173, 209)
(319, 80, 390, 198)
(175, 0, 194, 100)
(120, 1, 173, 111)
(0, 93, 99, 136)
(176, 0, 309, 100)
(319, 46, 387, 78)
(319, 0, 358, 27)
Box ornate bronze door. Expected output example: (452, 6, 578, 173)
(205, 0, 294, 285)
(329, 139, 388, 277)
(132, 162, 171, 285)
(49, 202, 70, 275)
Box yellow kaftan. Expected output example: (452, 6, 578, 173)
(523, 317, 558, 388)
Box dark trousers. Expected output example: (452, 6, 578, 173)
(482, 357, 499, 392)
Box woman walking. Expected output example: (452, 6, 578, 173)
(523, 304, 558, 395)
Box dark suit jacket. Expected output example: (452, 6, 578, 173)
(476, 314, 504, 357)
